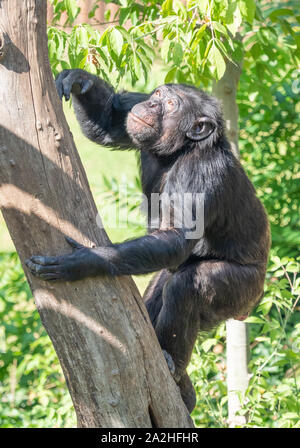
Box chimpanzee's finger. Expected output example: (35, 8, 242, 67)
(65, 236, 84, 250)
(38, 272, 61, 281)
(162, 350, 176, 377)
(55, 70, 71, 100)
(25, 258, 59, 276)
(61, 76, 74, 101)
(81, 79, 94, 95)
(29, 255, 60, 266)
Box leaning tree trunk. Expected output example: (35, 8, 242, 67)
(0, 0, 193, 428)
(213, 59, 250, 427)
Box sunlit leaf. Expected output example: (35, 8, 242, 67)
(208, 45, 226, 80)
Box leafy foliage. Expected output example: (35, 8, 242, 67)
(239, 70, 300, 257)
(48, 0, 300, 94)
(189, 255, 300, 427)
(0, 253, 75, 427)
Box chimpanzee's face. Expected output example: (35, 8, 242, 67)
(126, 84, 223, 155)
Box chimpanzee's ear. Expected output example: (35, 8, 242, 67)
(186, 117, 215, 141)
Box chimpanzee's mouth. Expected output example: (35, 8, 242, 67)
(128, 112, 158, 132)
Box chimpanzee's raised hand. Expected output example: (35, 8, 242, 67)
(55, 69, 94, 101)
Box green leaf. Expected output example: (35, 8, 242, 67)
(238, 0, 256, 24)
(109, 28, 124, 55)
(95, 47, 108, 65)
(215, 39, 230, 60)
(130, 7, 140, 26)
(137, 51, 151, 79)
(226, 3, 242, 36)
(65, 0, 79, 23)
(281, 413, 300, 420)
(250, 42, 262, 60)
(165, 67, 177, 83)
(118, 27, 131, 42)
(162, 0, 173, 16)
(119, 7, 131, 26)
(257, 299, 273, 315)
(48, 38, 57, 62)
(99, 28, 109, 46)
(77, 26, 89, 48)
(161, 38, 172, 62)
(173, 42, 183, 66)
(133, 53, 141, 79)
(176, 69, 188, 84)
(190, 24, 207, 51)
(211, 21, 228, 36)
(197, 0, 209, 13)
(208, 45, 226, 80)
(104, 9, 111, 22)
(286, 262, 299, 273)
(201, 338, 217, 353)
(256, 61, 266, 79)
(78, 49, 88, 69)
(88, 3, 99, 19)
(246, 316, 266, 324)
(254, 5, 264, 21)
(204, 40, 212, 59)
(269, 9, 294, 23)
(137, 41, 156, 60)
(294, 34, 300, 54)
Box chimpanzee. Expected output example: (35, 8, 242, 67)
(26, 69, 270, 413)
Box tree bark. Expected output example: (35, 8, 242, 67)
(47, 0, 54, 26)
(0, 0, 193, 428)
(225, 319, 250, 427)
(75, 0, 92, 24)
(212, 59, 241, 159)
(212, 59, 250, 427)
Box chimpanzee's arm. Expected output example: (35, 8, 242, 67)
(56, 69, 149, 148)
(25, 230, 197, 281)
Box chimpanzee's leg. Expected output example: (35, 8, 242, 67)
(154, 265, 201, 381)
(144, 269, 197, 412)
(144, 261, 264, 413)
(155, 260, 265, 380)
(143, 269, 171, 327)
(178, 373, 196, 414)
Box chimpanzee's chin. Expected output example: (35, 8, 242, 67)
(127, 130, 159, 147)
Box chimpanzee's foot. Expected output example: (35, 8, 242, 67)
(162, 350, 196, 413)
(162, 350, 176, 377)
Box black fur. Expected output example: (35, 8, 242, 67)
(26, 69, 270, 413)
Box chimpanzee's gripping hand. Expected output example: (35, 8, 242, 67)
(55, 69, 94, 101)
(25, 237, 115, 282)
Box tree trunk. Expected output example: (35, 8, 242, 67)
(0, 0, 193, 428)
(95, 1, 106, 23)
(225, 319, 250, 427)
(47, 1, 54, 25)
(76, 0, 92, 24)
(212, 59, 250, 427)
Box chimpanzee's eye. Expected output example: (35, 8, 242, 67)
(165, 98, 177, 112)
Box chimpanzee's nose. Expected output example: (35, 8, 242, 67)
(148, 100, 161, 110)
(149, 100, 159, 108)
(131, 100, 161, 118)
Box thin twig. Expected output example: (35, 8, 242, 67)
(49, 20, 120, 29)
